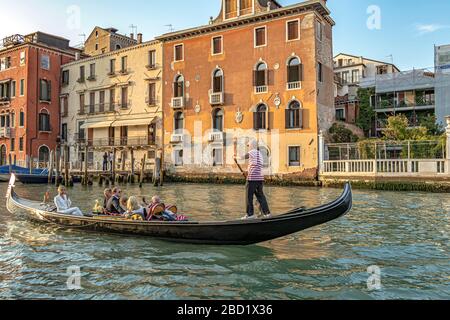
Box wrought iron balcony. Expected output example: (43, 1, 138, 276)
(171, 97, 185, 109)
(209, 91, 224, 105)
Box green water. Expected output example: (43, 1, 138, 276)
(0, 182, 448, 300)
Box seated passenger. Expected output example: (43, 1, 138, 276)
(103, 188, 112, 209)
(126, 196, 147, 220)
(147, 196, 188, 221)
(54, 186, 83, 216)
(120, 195, 129, 212)
(106, 188, 125, 215)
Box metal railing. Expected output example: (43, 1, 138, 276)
(78, 103, 117, 115)
(171, 97, 185, 109)
(209, 91, 224, 105)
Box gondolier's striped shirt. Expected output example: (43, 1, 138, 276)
(246, 149, 264, 182)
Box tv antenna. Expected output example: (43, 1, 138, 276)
(78, 33, 86, 43)
(165, 24, 174, 32)
(129, 24, 138, 36)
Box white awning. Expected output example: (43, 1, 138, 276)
(80, 121, 113, 129)
(111, 118, 154, 127)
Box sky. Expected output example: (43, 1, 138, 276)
(0, 0, 449, 70)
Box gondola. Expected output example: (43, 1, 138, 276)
(5, 174, 353, 246)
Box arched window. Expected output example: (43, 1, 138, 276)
(10, 111, 15, 128)
(0, 145, 6, 166)
(39, 109, 50, 132)
(0, 112, 5, 128)
(38, 145, 50, 163)
(115, 44, 122, 50)
(286, 100, 302, 129)
(212, 108, 224, 132)
(174, 111, 184, 131)
(287, 57, 303, 84)
(254, 104, 267, 130)
(254, 62, 268, 87)
(212, 69, 223, 93)
(174, 75, 184, 98)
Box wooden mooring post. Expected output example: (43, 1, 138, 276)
(112, 148, 116, 185)
(139, 154, 147, 188)
(48, 150, 54, 184)
(82, 145, 88, 185)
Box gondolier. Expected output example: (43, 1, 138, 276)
(234, 139, 271, 220)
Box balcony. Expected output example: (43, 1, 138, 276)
(255, 85, 268, 94)
(77, 77, 85, 84)
(209, 91, 224, 105)
(0, 127, 12, 138)
(89, 137, 155, 148)
(145, 63, 159, 71)
(287, 81, 301, 90)
(208, 132, 224, 143)
(74, 133, 87, 145)
(170, 134, 184, 144)
(119, 68, 130, 75)
(145, 97, 159, 106)
(171, 97, 185, 109)
(0, 96, 10, 106)
(79, 103, 117, 115)
(107, 71, 116, 77)
(87, 75, 96, 81)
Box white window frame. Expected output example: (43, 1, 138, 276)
(286, 18, 301, 42)
(20, 51, 26, 66)
(11, 81, 16, 98)
(254, 26, 267, 48)
(174, 44, 185, 62)
(287, 145, 301, 167)
(40, 55, 50, 70)
(335, 108, 346, 121)
(211, 35, 224, 56)
(19, 79, 25, 97)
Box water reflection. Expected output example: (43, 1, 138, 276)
(0, 183, 449, 300)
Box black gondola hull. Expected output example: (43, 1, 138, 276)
(6, 183, 352, 245)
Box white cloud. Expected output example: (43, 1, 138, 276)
(415, 24, 450, 36)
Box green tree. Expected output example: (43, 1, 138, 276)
(383, 114, 428, 141)
(418, 114, 445, 136)
(329, 123, 359, 143)
(356, 87, 376, 136)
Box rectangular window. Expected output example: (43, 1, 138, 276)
(287, 20, 300, 41)
(79, 94, 85, 115)
(174, 149, 183, 166)
(342, 71, 349, 84)
(41, 55, 50, 70)
(39, 79, 51, 101)
(89, 63, 96, 79)
(352, 70, 360, 83)
(89, 92, 95, 113)
(62, 70, 70, 85)
(11, 81, 16, 98)
(20, 51, 26, 66)
(121, 56, 128, 72)
(336, 109, 345, 121)
(1, 57, 11, 70)
(99, 91, 105, 112)
(212, 148, 223, 166)
(148, 83, 156, 105)
(121, 87, 128, 108)
(78, 121, 85, 141)
(316, 20, 323, 41)
(288, 147, 301, 167)
(79, 66, 85, 82)
(148, 50, 156, 68)
(39, 113, 50, 132)
(19, 111, 24, 127)
(19, 137, 24, 151)
(318, 62, 323, 83)
(20, 79, 25, 96)
(110, 59, 116, 74)
(61, 96, 68, 117)
(212, 36, 223, 55)
(109, 89, 115, 111)
(10, 112, 15, 128)
(255, 27, 267, 47)
(174, 44, 184, 61)
(10, 138, 15, 152)
(62, 124, 68, 141)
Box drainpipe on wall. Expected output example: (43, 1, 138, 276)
(29, 47, 40, 167)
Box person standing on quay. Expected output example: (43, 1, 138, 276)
(234, 139, 271, 220)
(103, 152, 108, 171)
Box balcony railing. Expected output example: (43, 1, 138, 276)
(209, 91, 224, 105)
(78, 103, 117, 115)
(0, 97, 10, 105)
(0, 127, 12, 138)
(208, 132, 224, 143)
(287, 81, 301, 90)
(375, 100, 435, 110)
(170, 134, 184, 144)
(89, 137, 155, 147)
(171, 97, 185, 109)
(255, 85, 268, 94)
(145, 97, 159, 106)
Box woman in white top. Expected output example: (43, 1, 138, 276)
(54, 186, 83, 216)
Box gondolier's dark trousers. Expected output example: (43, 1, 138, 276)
(246, 181, 270, 217)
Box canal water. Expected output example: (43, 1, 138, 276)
(0, 182, 448, 300)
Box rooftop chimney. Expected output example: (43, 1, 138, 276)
(137, 33, 143, 44)
(130, 33, 134, 40)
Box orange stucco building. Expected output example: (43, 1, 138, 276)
(0, 32, 78, 166)
(158, 0, 335, 179)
